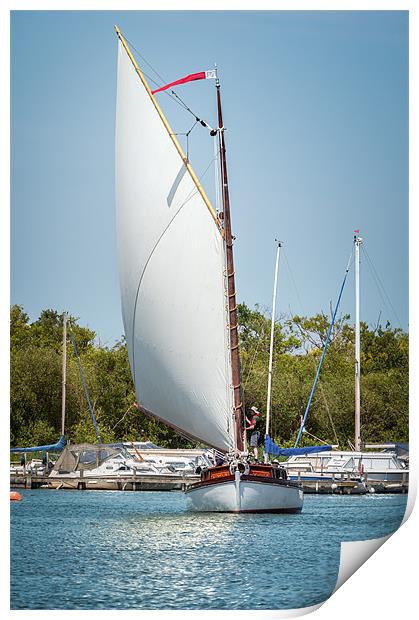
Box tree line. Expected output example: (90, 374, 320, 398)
(10, 304, 408, 450)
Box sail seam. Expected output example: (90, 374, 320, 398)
(130, 200, 191, 385)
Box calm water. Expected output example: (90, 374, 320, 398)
(10, 489, 407, 610)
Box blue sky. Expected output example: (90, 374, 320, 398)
(10, 10, 408, 344)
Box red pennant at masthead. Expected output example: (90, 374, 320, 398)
(152, 70, 217, 95)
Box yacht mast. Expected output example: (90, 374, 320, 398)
(264, 240, 282, 462)
(354, 235, 362, 451)
(61, 312, 67, 437)
(216, 76, 244, 452)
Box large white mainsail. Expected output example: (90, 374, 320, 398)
(115, 38, 235, 452)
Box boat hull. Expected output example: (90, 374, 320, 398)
(185, 471, 303, 513)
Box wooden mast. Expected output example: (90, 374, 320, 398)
(216, 78, 244, 452)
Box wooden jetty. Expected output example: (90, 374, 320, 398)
(290, 476, 408, 495)
(10, 472, 199, 491)
(11, 472, 408, 494)
(291, 477, 366, 495)
(364, 479, 409, 494)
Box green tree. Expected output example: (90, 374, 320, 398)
(10, 304, 409, 450)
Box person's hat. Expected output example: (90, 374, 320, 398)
(251, 406, 260, 415)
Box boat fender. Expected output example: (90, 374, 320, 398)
(240, 462, 250, 476)
(279, 467, 288, 480)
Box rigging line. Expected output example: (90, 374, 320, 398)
(69, 328, 103, 444)
(172, 119, 200, 161)
(286, 299, 339, 446)
(139, 68, 202, 121)
(361, 249, 387, 316)
(142, 71, 199, 118)
(302, 429, 333, 446)
(125, 35, 206, 121)
(283, 249, 305, 317)
(123, 49, 198, 119)
(361, 244, 402, 328)
(294, 247, 353, 448)
(283, 245, 340, 440)
(124, 35, 167, 85)
(112, 402, 136, 430)
(318, 382, 340, 446)
(242, 321, 266, 389)
(178, 154, 217, 207)
(186, 119, 199, 160)
(171, 119, 200, 141)
(213, 126, 221, 213)
(167, 89, 200, 118)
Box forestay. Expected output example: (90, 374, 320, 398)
(115, 41, 234, 452)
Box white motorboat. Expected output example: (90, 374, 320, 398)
(124, 443, 214, 476)
(49, 443, 186, 480)
(282, 450, 408, 493)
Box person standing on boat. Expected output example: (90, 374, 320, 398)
(246, 406, 262, 460)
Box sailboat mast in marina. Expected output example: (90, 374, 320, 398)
(114, 26, 303, 513)
(354, 234, 362, 451)
(264, 241, 282, 463)
(61, 312, 67, 437)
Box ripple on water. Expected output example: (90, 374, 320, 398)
(10, 489, 408, 610)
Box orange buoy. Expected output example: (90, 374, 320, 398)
(10, 491, 23, 501)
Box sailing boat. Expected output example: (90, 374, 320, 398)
(114, 27, 303, 513)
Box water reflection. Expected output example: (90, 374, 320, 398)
(10, 490, 407, 610)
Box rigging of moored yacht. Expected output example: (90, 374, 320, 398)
(114, 26, 304, 513)
(281, 234, 409, 492)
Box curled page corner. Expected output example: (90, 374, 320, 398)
(401, 482, 416, 524)
(332, 486, 415, 595)
(333, 535, 391, 593)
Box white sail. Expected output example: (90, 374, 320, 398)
(115, 40, 234, 452)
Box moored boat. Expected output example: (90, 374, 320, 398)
(283, 236, 409, 494)
(283, 450, 408, 494)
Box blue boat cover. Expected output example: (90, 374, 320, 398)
(264, 434, 332, 456)
(10, 435, 66, 453)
